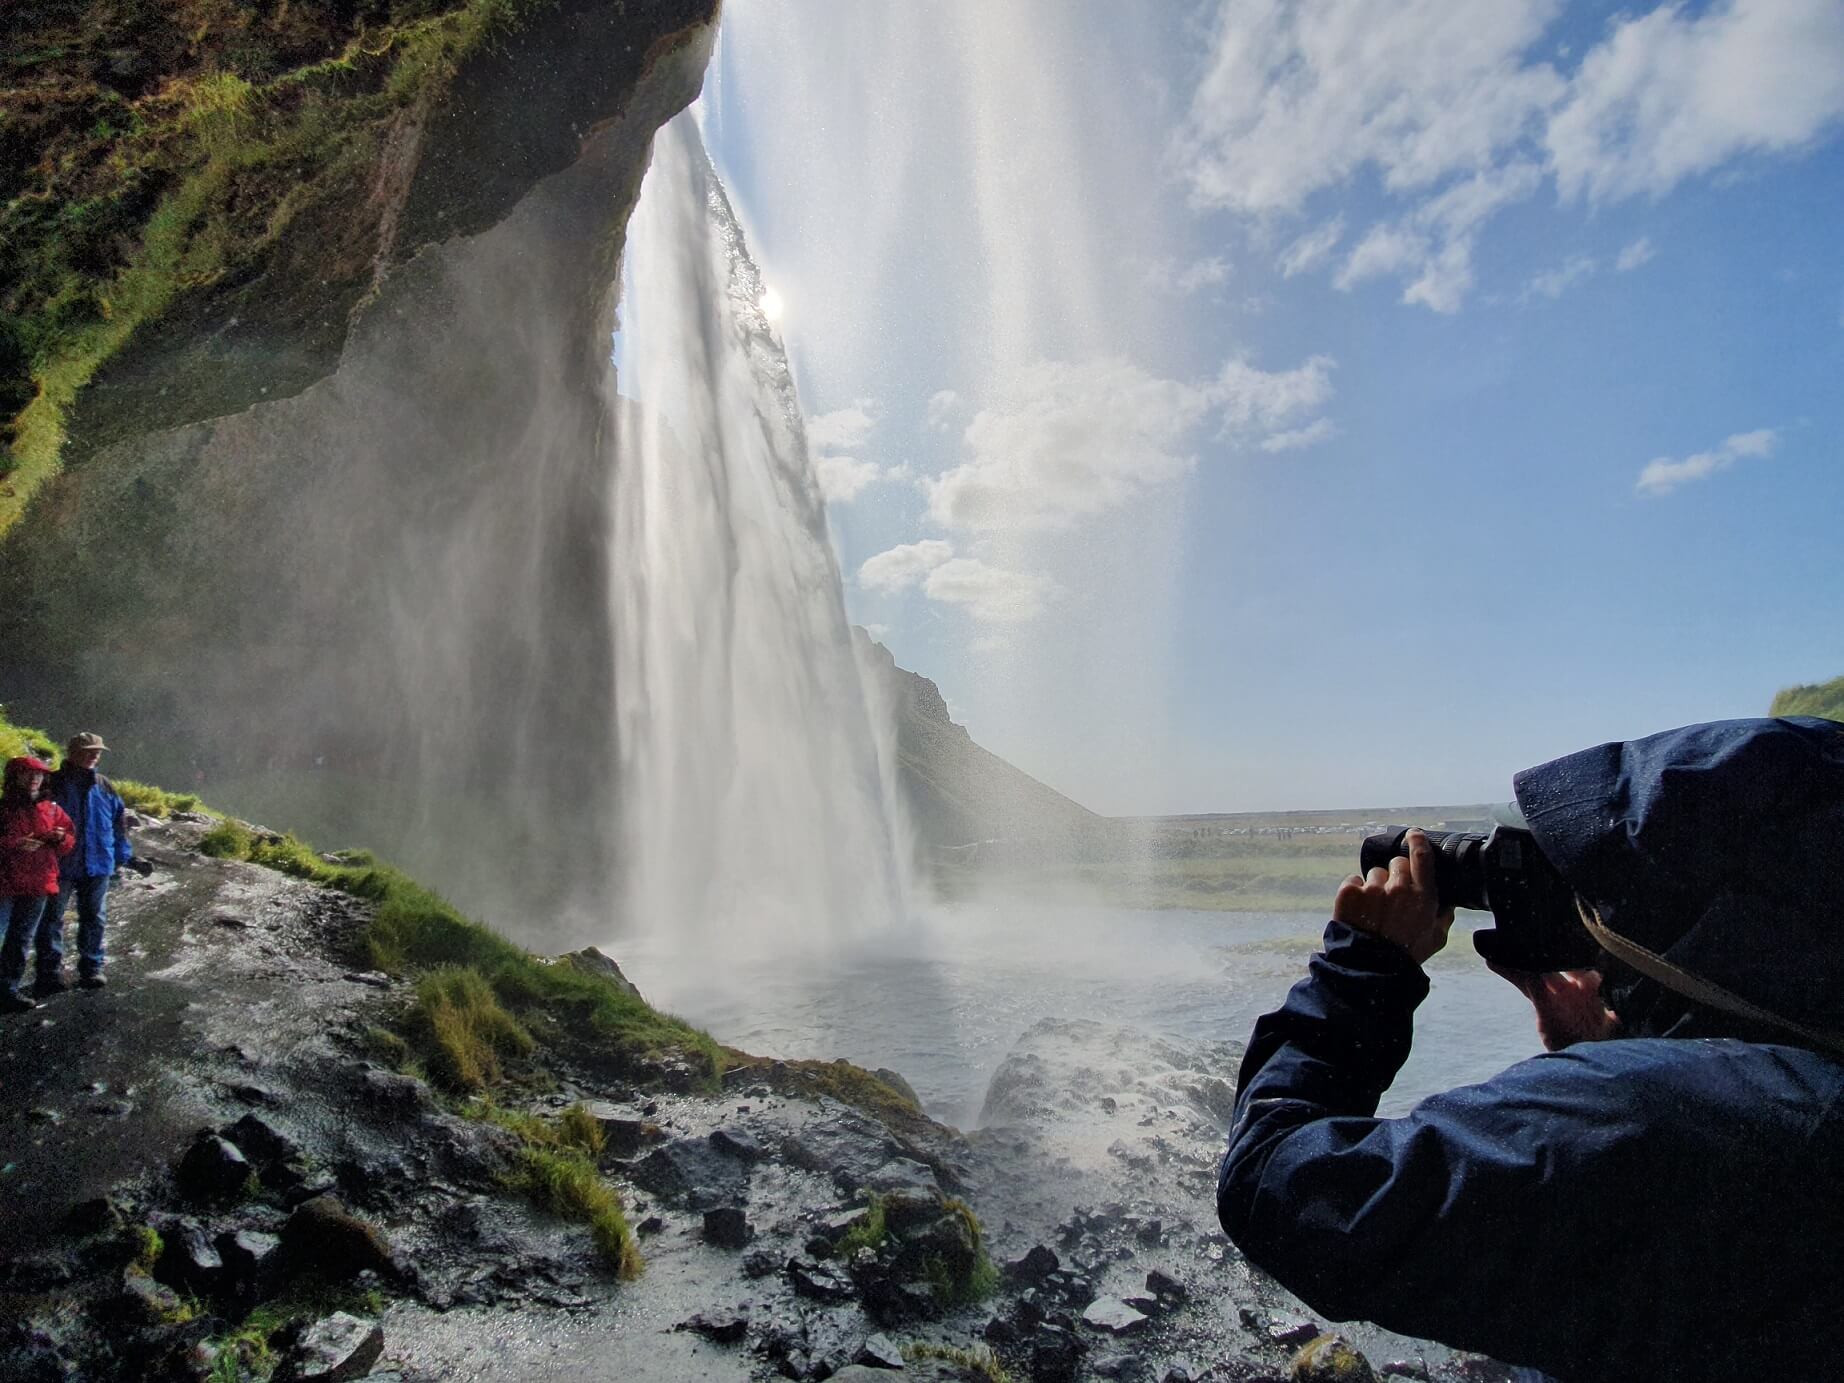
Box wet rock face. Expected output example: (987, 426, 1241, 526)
(287, 1312, 384, 1383)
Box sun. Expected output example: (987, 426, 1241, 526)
(758, 286, 784, 322)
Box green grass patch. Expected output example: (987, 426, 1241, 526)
(115, 778, 208, 818)
(465, 1099, 638, 1275)
(1772, 674, 1844, 722)
(930, 1196, 999, 1307)
(0, 706, 59, 764)
(411, 966, 535, 1092)
(206, 1280, 384, 1383)
(902, 1342, 1016, 1383)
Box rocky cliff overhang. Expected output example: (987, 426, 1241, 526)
(1, 0, 719, 532)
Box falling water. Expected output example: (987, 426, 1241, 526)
(609, 112, 910, 956)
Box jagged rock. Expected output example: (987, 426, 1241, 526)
(702, 1206, 753, 1249)
(361, 1069, 433, 1113)
(709, 1126, 766, 1162)
(222, 1112, 298, 1167)
(1093, 1354, 1151, 1381)
(1269, 1319, 1322, 1346)
(787, 1257, 857, 1303)
(854, 1333, 905, 1369)
(873, 1068, 921, 1106)
(583, 1104, 651, 1157)
(285, 1312, 383, 1382)
(154, 1220, 222, 1294)
(116, 1267, 186, 1326)
(63, 1197, 123, 1236)
(1005, 1243, 1060, 1286)
(983, 1315, 1019, 1345)
(1082, 1297, 1150, 1335)
(1032, 1324, 1088, 1383)
(217, 1229, 284, 1301)
(1292, 1334, 1377, 1383)
(859, 1273, 939, 1326)
(781, 1106, 901, 1194)
(177, 1131, 251, 1202)
(676, 1312, 748, 1345)
(817, 1206, 873, 1241)
(559, 946, 644, 1002)
(1145, 1267, 1188, 1303)
(637, 1216, 666, 1236)
(282, 1196, 394, 1281)
(628, 1137, 749, 1209)
(863, 1157, 939, 1196)
(1123, 1294, 1163, 1317)
(878, 1188, 947, 1235)
(743, 1248, 781, 1278)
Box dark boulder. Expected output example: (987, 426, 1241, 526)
(282, 1196, 395, 1281)
(628, 1137, 749, 1209)
(1005, 1243, 1060, 1286)
(786, 1257, 857, 1303)
(854, 1333, 905, 1369)
(702, 1206, 754, 1249)
(1291, 1334, 1378, 1383)
(1032, 1324, 1088, 1383)
(217, 1229, 285, 1302)
(152, 1219, 222, 1294)
(177, 1131, 251, 1202)
(709, 1126, 766, 1162)
(676, 1312, 748, 1345)
(222, 1112, 299, 1168)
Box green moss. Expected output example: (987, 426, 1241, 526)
(199, 820, 256, 858)
(835, 1197, 888, 1259)
(930, 1197, 999, 1307)
(131, 1224, 165, 1272)
(412, 966, 535, 1092)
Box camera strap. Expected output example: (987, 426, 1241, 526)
(1574, 898, 1844, 1060)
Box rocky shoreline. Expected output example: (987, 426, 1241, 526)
(1, 813, 1516, 1382)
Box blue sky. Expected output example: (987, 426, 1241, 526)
(697, 0, 1844, 814)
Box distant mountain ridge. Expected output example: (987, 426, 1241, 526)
(853, 631, 1098, 850)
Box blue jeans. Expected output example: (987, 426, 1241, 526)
(42, 875, 111, 978)
(1, 894, 53, 995)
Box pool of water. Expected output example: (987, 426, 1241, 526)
(612, 901, 1543, 1128)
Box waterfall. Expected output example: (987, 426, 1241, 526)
(609, 112, 911, 955)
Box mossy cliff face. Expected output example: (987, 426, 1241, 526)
(0, 1, 718, 934)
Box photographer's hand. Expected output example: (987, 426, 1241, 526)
(1333, 828, 1454, 964)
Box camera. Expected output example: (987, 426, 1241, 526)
(1359, 826, 1599, 972)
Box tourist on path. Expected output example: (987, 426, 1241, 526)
(42, 732, 138, 991)
(0, 755, 76, 1013)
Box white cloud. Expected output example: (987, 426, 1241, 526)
(1279, 217, 1344, 277)
(1635, 427, 1777, 495)
(1615, 236, 1657, 271)
(1175, 0, 1564, 216)
(923, 557, 1057, 624)
(858, 540, 954, 592)
(1177, 0, 1844, 310)
(1549, 0, 1844, 203)
(1521, 253, 1598, 301)
(925, 390, 961, 431)
(1259, 417, 1340, 452)
(1142, 255, 1233, 295)
(815, 455, 885, 503)
(807, 399, 879, 452)
(1211, 355, 1336, 435)
(928, 358, 1212, 532)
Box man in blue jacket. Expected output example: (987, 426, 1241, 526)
(1218, 718, 1844, 1383)
(41, 731, 137, 992)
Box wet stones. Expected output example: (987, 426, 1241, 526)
(152, 1219, 222, 1295)
(628, 1136, 750, 1209)
(1004, 1243, 1060, 1287)
(217, 1229, 285, 1302)
(676, 1311, 749, 1345)
(176, 1131, 251, 1202)
(709, 1125, 766, 1162)
(285, 1312, 383, 1382)
(853, 1332, 906, 1369)
(1031, 1323, 1088, 1383)
(360, 1069, 433, 1114)
(702, 1205, 754, 1249)
(787, 1256, 857, 1302)
(1081, 1296, 1151, 1335)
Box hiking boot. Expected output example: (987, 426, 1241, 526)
(33, 971, 70, 997)
(0, 990, 39, 1014)
(77, 972, 107, 991)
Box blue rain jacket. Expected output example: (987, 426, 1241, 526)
(45, 766, 134, 880)
(1219, 718, 1844, 1382)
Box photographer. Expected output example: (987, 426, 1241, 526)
(1217, 718, 1844, 1383)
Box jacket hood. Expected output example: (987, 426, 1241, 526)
(1512, 716, 1844, 1043)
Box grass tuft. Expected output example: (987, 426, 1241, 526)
(411, 966, 534, 1092)
(465, 1099, 638, 1274)
(835, 1197, 888, 1259)
(902, 1342, 1016, 1383)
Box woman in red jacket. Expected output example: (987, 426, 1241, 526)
(1, 755, 77, 1013)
